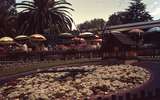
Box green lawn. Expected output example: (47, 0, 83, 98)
(0, 58, 100, 77)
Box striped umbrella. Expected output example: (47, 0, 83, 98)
(79, 32, 94, 38)
(59, 33, 74, 38)
(129, 29, 144, 33)
(30, 34, 47, 41)
(147, 27, 160, 33)
(0, 37, 15, 45)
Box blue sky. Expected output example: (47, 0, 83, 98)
(16, 0, 160, 24)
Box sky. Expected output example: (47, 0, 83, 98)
(16, 0, 160, 25)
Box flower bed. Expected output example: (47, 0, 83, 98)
(0, 65, 150, 99)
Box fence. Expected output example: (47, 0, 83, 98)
(0, 49, 159, 62)
(0, 49, 102, 62)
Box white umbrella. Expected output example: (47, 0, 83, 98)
(15, 35, 29, 41)
(59, 33, 74, 38)
(147, 27, 160, 33)
(79, 32, 94, 38)
(0, 37, 15, 45)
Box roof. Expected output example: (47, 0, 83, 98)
(81, 20, 160, 33)
(105, 20, 160, 32)
(111, 33, 136, 46)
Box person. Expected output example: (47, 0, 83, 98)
(40, 44, 48, 51)
(97, 42, 101, 49)
(15, 43, 28, 52)
(35, 44, 41, 52)
(22, 43, 28, 52)
(48, 44, 53, 51)
(43, 46, 48, 51)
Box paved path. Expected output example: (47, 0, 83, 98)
(134, 61, 160, 89)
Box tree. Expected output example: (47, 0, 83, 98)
(78, 18, 105, 31)
(70, 29, 79, 36)
(107, 0, 152, 25)
(126, 0, 152, 23)
(16, 0, 74, 34)
(107, 12, 127, 25)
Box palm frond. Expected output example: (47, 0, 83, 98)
(53, 6, 74, 11)
(15, 3, 35, 8)
(54, 1, 72, 6)
(21, 1, 34, 5)
(17, 0, 74, 34)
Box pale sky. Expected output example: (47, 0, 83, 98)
(16, 0, 160, 25)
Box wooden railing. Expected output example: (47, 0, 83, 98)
(0, 48, 160, 62)
(0, 49, 102, 62)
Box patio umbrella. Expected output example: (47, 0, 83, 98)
(59, 33, 74, 38)
(128, 29, 144, 41)
(15, 35, 29, 41)
(147, 27, 160, 33)
(0, 37, 15, 45)
(129, 29, 144, 33)
(30, 34, 47, 41)
(144, 27, 160, 43)
(79, 32, 94, 38)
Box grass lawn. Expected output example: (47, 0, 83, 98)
(0, 58, 100, 77)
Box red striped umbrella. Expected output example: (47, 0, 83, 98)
(129, 29, 144, 33)
(30, 34, 47, 41)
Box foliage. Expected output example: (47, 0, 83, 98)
(70, 29, 80, 36)
(0, 58, 95, 77)
(107, 0, 153, 25)
(126, 0, 152, 23)
(0, 0, 17, 37)
(78, 18, 106, 31)
(16, 0, 74, 34)
(107, 12, 127, 25)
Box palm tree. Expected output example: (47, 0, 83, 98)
(0, 0, 17, 37)
(16, 0, 74, 35)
